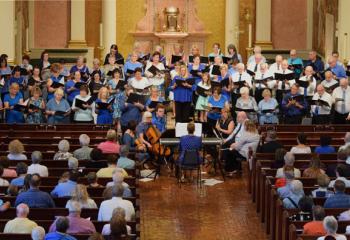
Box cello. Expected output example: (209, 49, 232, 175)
(145, 124, 171, 157)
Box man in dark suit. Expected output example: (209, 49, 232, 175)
(259, 130, 284, 153)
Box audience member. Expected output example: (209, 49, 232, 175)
(105, 169, 132, 197)
(51, 171, 79, 197)
(102, 207, 131, 237)
(339, 132, 350, 152)
(54, 140, 73, 161)
(282, 180, 305, 209)
(259, 130, 284, 153)
(65, 184, 97, 209)
(27, 151, 49, 177)
(312, 174, 334, 198)
(317, 216, 346, 240)
(31, 226, 46, 240)
(68, 157, 79, 170)
(302, 155, 325, 178)
(98, 184, 135, 222)
(44, 217, 77, 240)
(329, 164, 350, 187)
(0, 156, 17, 177)
(289, 196, 313, 221)
(276, 152, 301, 178)
(10, 162, 28, 186)
(277, 171, 295, 198)
(49, 201, 96, 234)
(117, 145, 135, 169)
(272, 148, 287, 169)
(96, 155, 128, 178)
(303, 205, 327, 235)
(4, 203, 38, 233)
(324, 180, 350, 208)
(98, 129, 121, 154)
(315, 135, 336, 154)
(7, 139, 27, 160)
(290, 132, 312, 154)
(15, 174, 55, 208)
(73, 134, 93, 160)
(86, 172, 102, 188)
(87, 148, 108, 169)
(0, 165, 10, 186)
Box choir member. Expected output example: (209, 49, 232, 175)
(65, 71, 83, 104)
(247, 53, 263, 75)
(39, 50, 51, 80)
(72, 85, 94, 123)
(195, 73, 211, 122)
(168, 44, 185, 69)
(258, 89, 279, 124)
(145, 51, 165, 89)
(297, 66, 316, 100)
(209, 56, 223, 79)
(151, 45, 166, 66)
(231, 63, 252, 105)
(104, 55, 122, 81)
(207, 87, 229, 132)
(8, 66, 25, 92)
(275, 60, 295, 104)
(104, 44, 124, 66)
(145, 86, 164, 113)
(108, 69, 125, 95)
(188, 45, 201, 61)
(268, 55, 283, 75)
(188, 55, 205, 80)
(228, 59, 238, 76)
(124, 52, 143, 80)
(172, 65, 193, 123)
(325, 51, 345, 69)
(311, 84, 332, 124)
(3, 83, 24, 124)
(305, 51, 324, 75)
(89, 71, 104, 101)
(0, 56, 12, 76)
(27, 66, 43, 93)
(95, 87, 113, 125)
(129, 68, 150, 94)
(247, 46, 266, 64)
(120, 88, 144, 132)
(26, 87, 46, 124)
(288, 49, 304, 77)
(236, 86, 258, 123)
(332, 78, 350, 124)
(208, 43, 224, 59)
(20, 55, 33, 75)
(70, 56, 90, 81)
(215, 108, 234, 139)
(321, 70, 338, 94)
(152, 104, 166, 133)
(281, 84, 307, 124)
(47, 63, 65, 101)
(253, 63, 274, 103)
(90, 58, 104, 80)
(226, 44, 242, 63)
(169, 62, 181, 118)
(217, 64, 231, 102)
(59, 59, 70, 78)
(327, 56, 347, 79)
(46, 88, 71, 124)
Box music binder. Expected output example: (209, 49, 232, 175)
(246, 69, 255, 77)
(127, 93, 146, 105)
(200, 56, 209, 64)
(288, 95, 304, 102)
(13, 104, 27, 112)
(51, 81, 65, 88)
(171, 55, 183, 64)
(274, 72, 294, 80)
(148, 100, 170, 109)
(116, 58, 125, 65)
(311, 99, 330, 107)
(75, 97, 94, 110)
(296, 79, 310, 88)
(55, 110, 70, 116)
(235, 107, 256, 113)
(147, 65, 161, 76)
(211, 65, 221, 76)
(196, 85, 211, 97)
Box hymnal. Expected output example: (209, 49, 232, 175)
(311, 99, 330, 107)
(196, 85, 211, 97)
(246, 69, 256, 77)
(200, 56, 209, 64)
(235, 107, 256, 113)
(148, 100, 170, 109)
(75, 97, 94, 110)
(51, 81, 65, 89)
(171, 55, 183, 64)
(127, 93, 146, 105)
(274, 72, 295, 81)
(116, 58, 125, 65)
(147, 65, 161, 76)
(296, 79, 310, 88)
(55, 110, 69, 116)
(209, 56, 215, 63)
(211, 65, 221, 76)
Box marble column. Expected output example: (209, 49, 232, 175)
(68, 0, 87, 48)
(338, 0, 350, 62)
(225, 0, 240, 54)
(255, 0, 273, 49)
(102, 0, 117, 56)
(0, 0, 15, 64)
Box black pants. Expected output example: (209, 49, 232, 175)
(175, 101, 192, 123)
(333, 112, 350, 124)
(224, 149, 245, 172)
(284, 115, 302, 124)
(312, 115, 330, 124)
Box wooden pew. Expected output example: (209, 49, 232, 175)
(0, 233, 138, 240)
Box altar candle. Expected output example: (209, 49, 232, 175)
(248, 23, 252, 48)
(99, 23, 103, 46)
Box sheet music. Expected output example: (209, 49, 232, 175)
(175, 123, 202, 137)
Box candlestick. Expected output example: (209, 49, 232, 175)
(99, 23, 103, 46)
(248, 23, 252, 48)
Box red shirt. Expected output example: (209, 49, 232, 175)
(303, 221, 326, 235)
(97, 141, 120, 154)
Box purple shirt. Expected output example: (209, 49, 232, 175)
(49, 216, 96, 234)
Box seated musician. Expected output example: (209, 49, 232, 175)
(258, 89, 279, 124)
(65, 71, 83, 104)
(69, 56, 90, 81)
(332, 78, 350, 124)
(145, 51, 166, 89)
(321, 70, 338, 94)
(254, 63, 274, 103)
(235, 87, 258, 123)
(46, 88, 71, 124)
(120, 88, 144, 133)
(327, 56, 347, 79)
(288, 49, 304, 77)
(135, 111, 153, 150)
(152, 104, 166, 134)
(298, 66, 316, 101)
(231, 63, 252, 105)
(177, 122, 203, 174)
(226, 120, 260, 176)
(26, 87, 46, 124)
(207, 87, 229, 133)
(145, 86, 164, 112)
(215, 108, 234, 139)
(172, 65, 194, 123)
(3, 83, 24, 124)
(311, 84, 332, 124)
(47, 63, 65, 101)
(124, 51, 143, 79)
(281, 84, 307, 124)
(275, 59, 296, 104)
(128, 67, 150, 94)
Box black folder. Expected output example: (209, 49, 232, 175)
(274, 72, 295, 80)
(296, 79, 310, 88)
(311, 99, 330, 107)
(209, 56, 215, 63)
(196, 85, 211, 97)
(55, 110, 69, 116)
(200, 56, 209, 64)
(126, 69, 135, 75)
(147, 65, 161, 76)
(221, 78, 230, 88)
(261, 108, 276, 113)
(235, 107, 256, 113)
(127, 93, 146, 104)
(116, 58, 125, 65)
(13, 104, 27, 112)
(211, 65, 221, 76)
(148, 100, 170, 109)
(96, 98, 115, 110)
(171, 55, 183, 64)
(324, 83, 339, 92)
(246, 69, 256, 77)
(74, 82, 86, 89)
(222, 56, 231, 64)
(51, 81, 65, 88)
(75, 97, 94, 110)
(288, 95, 304, 102)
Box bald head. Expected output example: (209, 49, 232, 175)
(16, 203, 29, 218)
(237, 63, 245, 73)
(328, 56, 337, 68)
(275, 55, 283, 64)
(324, 70, 333, 81)
(340, 78, 349, 88)
(281, 60, 289, 70)
(316, 84, 325, 96)
(236, 111, 248, 123)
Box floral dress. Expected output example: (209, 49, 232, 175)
(108, 79, 125, 119)
(26, 97, 45, 124)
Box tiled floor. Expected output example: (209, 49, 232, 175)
(139, 168, 268, 240)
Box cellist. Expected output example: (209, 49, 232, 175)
(135, 111, 153, 150)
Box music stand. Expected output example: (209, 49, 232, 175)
(175, 122, 202, 137)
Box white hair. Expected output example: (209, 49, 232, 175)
(290, 180, 303, 195)
(16, 203, 29, 217)
(284, 152, 295, 166)
(58, 140, 70, 152)
(112, 170, 124, 184)
(79, 134, 90, 146)
(68, 157, 79, 170)
(68, 200, 82, 213)
(31, 226, 46, 240)
(237, 63, 245, 70)
(323, 216, 338, 234)
(239, 86, 249, 95)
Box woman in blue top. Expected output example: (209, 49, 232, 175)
(65, 71, 83, 104)
(69, 56, 89, 81)
(172, 65, 193, 123)
(216, 64, 232, 102)
(145, 86, 164, 113)
(3, 83, 24, 124)
(258, 89, 279, 124)
(314, 135, 336, 154)
(124, 52, 143, 80)
(207, 87, 229, 132)
(95, 87, 113, 125)
(26, 87, 46, 124)
(46, 88, 71, 124)
(47, 63, 65, 101)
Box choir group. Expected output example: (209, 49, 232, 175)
(1, 42, 350, 133)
